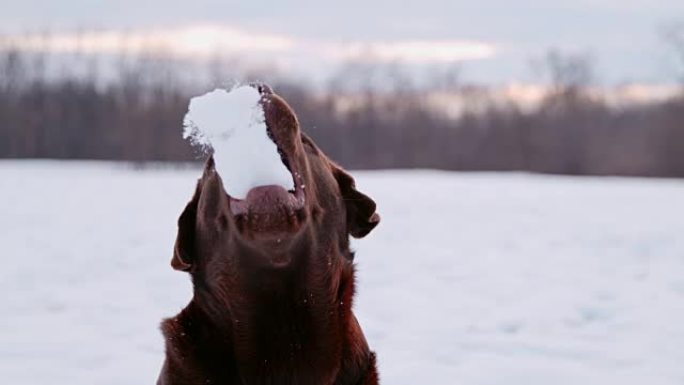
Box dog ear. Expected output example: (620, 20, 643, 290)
(331, 163, 380, 238)
(171, 180, 201, 272)
(171, 157, 229, 272)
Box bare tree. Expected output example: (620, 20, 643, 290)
(527, 49, 601, 174)
(1, 33, 684, 177)
(661, 21, 684, 85)
(0, 48, 27, 92)
(428, 64, 460, 93)
(532, 49, 595, 97)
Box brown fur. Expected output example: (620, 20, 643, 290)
(157, 85, 380, 385)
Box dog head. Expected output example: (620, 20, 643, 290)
(171, 84, 380, 277)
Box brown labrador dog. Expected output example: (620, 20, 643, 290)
(157, 84, 381, 385)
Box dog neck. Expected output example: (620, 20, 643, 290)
(162, 250, 358, 384)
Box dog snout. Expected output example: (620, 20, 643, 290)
(261, 93, 300, 153)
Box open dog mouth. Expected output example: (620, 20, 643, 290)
(183, 84, 308, 239)
(227, 130, 306, 237)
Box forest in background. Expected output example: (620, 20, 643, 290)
(1, 28, 683, 177)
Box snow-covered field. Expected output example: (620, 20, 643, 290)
(1, 161, 683, 385)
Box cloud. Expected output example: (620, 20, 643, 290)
(0, 25, 295, 57)
(323, 40, 496, 63)
(0, 24, 497, 64)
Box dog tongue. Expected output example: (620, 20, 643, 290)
(182, 86, 294, 199)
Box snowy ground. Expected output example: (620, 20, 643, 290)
(1, 161, 683, 385)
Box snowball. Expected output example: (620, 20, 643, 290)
(183, 86, 294, 199)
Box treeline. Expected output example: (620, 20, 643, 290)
(1, 49, 683, 177)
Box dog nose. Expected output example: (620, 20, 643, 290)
(249, 82, 274, 96)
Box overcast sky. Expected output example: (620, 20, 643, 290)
(1, 0, 683, 84)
